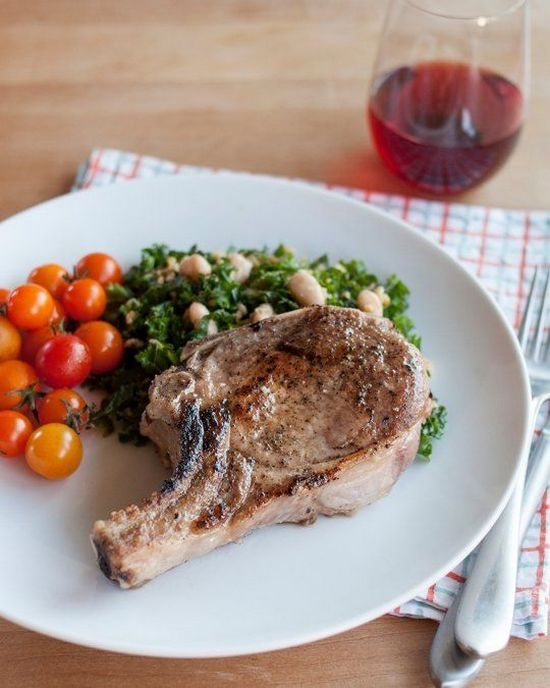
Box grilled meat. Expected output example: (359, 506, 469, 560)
(92, 306, 431, 588)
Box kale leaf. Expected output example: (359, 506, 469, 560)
(89, 244, 446, 458)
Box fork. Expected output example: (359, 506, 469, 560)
(429, 267, 550, 686)
(519, 266, 550, 394)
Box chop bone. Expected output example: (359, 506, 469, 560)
(92, 403, 254, 587)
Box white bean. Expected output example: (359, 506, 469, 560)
(228, 253, 253, 284)
(357, 289, 383, 317)
(374, 285, 391, 307)
(235, 302, 248, 321)
(288, 270, 326, 307)
(251, 303, 274, 323)
(186, 302, 209, 328)
(179, 253, 211, 280)
(206, 320, 218, 336)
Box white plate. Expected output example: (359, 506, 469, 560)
(0, 173, 531, 657)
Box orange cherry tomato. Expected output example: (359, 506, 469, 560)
(0, 360, 40, 411)
(0, 410, 34, 457)
(62, 278, 106, 322)
(28, 263, 70, 300)
(20, 325, 59, 366)
(49, 299, 67, 326)
(75, 253, 123, 286)
(74, 321, 124, 374)
(38, 389, 89, 428)
(0, 289, 9, 308)
(25, 423, 83, 479)
(0, 316, 22, 362)
(7, 284, 54, 330)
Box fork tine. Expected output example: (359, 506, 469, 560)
(533, 268, 550, 361)
(534, 270, 550, 358)
(518, 267, 539, 354)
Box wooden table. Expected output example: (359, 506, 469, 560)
(1, 2, 548, 686)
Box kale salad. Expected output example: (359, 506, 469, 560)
(90, 244, 446, 458)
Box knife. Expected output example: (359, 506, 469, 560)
(429, 393, 550, 686)
(454, 393, 549, 657)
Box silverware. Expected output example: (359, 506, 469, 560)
(429, 417, 550, 687)
(429, 267, 550, 686)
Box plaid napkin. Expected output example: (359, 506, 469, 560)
(75, 148, 550, 639)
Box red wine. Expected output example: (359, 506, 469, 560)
(368, 61, 523, 194)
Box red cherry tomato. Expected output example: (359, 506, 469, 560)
(74, 321, 124, 374)
(20, 325, 60, 366)
(35, 334, 92, 389)
(7, 284, 54, 330)
(0, 360, 40, 411)
(0, 410, 34, 457)
(62, 279, 106, 322)
(0, 289, 9, 308)
(75, 252, 123, 285)
(0, 316, 22, 362)
(25, 423, 83, 479)
(28, 263, 70, 300)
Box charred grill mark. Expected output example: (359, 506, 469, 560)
(161, 402, 204, 493)
(93, 538, 131, 585)
(162, 403, 231, 494)
(288, 472, 331, 495)
(276, 342, 309, 359)
(191, 503, 225, 531)
(94, 539, 114, 580)
(178, 402, 204, 474)
(191, 452, 254, 533)
(200, 404, 231, 472)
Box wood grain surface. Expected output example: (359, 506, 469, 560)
(0, 2, 549, 686)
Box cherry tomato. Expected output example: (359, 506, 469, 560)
(62, 278, 106, 322)
(74, 321, 124, 374)
(38, 389, 89, 428)
(0, 289, 9, 308)
(75, 252, 122, 286)
(0, 316, 22, 362)
(20, 325, 59, 366)
(35, 334, 92, 389)
(0, 410, 34, 457)
(25, 423, 83, 479)
(49, 299, 67, 326)
(0, 360, 40, 411)
(7, 284, 54, 330)
(28, 263, 70, 300)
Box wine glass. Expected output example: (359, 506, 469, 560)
(367, 0, 530, 195)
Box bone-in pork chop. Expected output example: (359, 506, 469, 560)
(91, 306, 432, 588)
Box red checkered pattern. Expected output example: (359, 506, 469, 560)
(75, 148, 550, 639)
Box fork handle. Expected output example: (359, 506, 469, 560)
(453, 393, 550, 658)
(520, 418, 550, 537)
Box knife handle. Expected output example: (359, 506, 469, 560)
(454, 393, 550, 658)
(454, 470, 524, 658)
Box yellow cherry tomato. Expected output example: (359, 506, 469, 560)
(25, 423, 83, 480)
